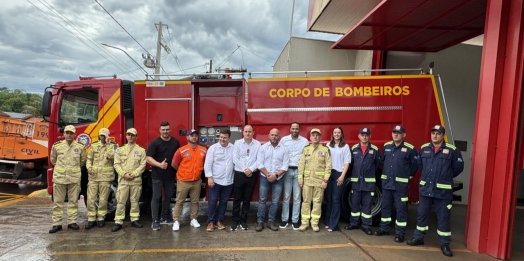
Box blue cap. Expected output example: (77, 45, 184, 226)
(392, 125, 405, 133)
(431, 125, 446, 134)
(359, 127, 370, 135)
(187, 129, 199, 136)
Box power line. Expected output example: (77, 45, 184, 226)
(165, 25, 185, 73)
(27, 0, 141, 79)
(215, 46, 240, 69)
(167, 63, 208, 74)
(36, 0, 142, 79)
(239, 46, 274, 63)
(94, 0, 150, 55)
(159, 65, 170, 80)
(238, 45, 245, 68)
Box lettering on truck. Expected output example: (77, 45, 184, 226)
(21, 148, 40, 154)
(269, 86, 410, 98)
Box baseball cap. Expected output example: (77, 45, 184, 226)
(392, 125, 405, 133)
(310, 128, 321, 135)
(99, 128, 110, 138)
(187, 129, 199, 136)
(360, 127, 370, 135)
(431, 125, 446, 134)
(126, 128, 138, 135)
(64, 125, 76, 133)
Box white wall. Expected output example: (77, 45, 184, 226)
(386, 44, 483, 205)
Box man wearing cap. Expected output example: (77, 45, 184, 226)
(85, 128, 118, 229)
(255, 128, 290, 232)
(407, 125, 464, 257)
(111, 128, 147, 232)
(344, 127, 381, 235)
(298, 128, 332, 232)
(146, 122, 180, 231)
(49, 125, 87, 233)
(375, 125, 418, 242)
(171, 129, 207, 231)
(204, 129, 235, 232)
(279, 122, 309, 230)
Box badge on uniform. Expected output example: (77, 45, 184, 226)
(401, 148, 407, 152)
(318, 151, 323, 156)
(385, 149, 391, 152)
(443, 149, 449, 154)
(369, 150, 374, 154)
(424, 150, 430, 154)
(134, 151, 140, 156)
(185, 153, 191, 158)
(74, 148, 79, 153)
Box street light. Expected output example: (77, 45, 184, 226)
(101, 43, 151, 79)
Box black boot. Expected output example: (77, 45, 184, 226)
(49, 225, 62, 233)
(131, 221, 143, 228)
(406, 238, 425, 246)
(441, 245, 453, 257)
(343, 225, 359, 230)
(97, 220, 105, 227)
(374, 229, 390, 236)
(111, 224, 122, 232)
(394, 235, 405, 243)
(362, 228, 372, 235)
(67, 223, 80, 230)
(85, 221, 96, 229)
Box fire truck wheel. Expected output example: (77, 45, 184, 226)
(83, 183, 119, 221)
(340, 183, 383, 226)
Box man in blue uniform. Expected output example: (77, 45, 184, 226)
(343, 127, 381, 235)
(375, 125, 418, 243)
(407, 125, 464, 257)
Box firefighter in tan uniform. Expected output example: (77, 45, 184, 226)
(85, 128, 117, 229)
(111, 128, 146, 232)
(298, 128, 332, 232)
(49, 125, 87, 233)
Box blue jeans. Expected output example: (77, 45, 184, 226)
(281, 168, 301, 223)
(207, 183, 233, 224)
(325, 170, 344, 230)
(257, 176, 284, 223)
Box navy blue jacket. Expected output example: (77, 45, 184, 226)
(381, 141, 418, 192)
(350, 143, 381, 192)
(418, 142, 464, 200)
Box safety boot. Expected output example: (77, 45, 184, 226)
(310, 220, 320, 232)
(298, 220, 309, 231)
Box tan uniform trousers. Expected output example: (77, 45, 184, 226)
(114, 184, 142, 224)
(52, 183, 80, 226)
(173, 180, 202, 221)
(301, 184, 324, 225)
(87, 181, 112, 221)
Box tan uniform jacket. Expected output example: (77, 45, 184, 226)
(298, 144, 332, 187)
(86, 141, 117, 182)
(114, 144, 146, 185)
(50, 140, 87, 184)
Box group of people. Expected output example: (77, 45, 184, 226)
(48, 121, 463, 257)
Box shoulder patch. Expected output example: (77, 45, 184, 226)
(421, 143, 430, 149)
(404, 142, 414, 149)
(53, 140, 64, 146)
(384, 141, 393, 146)
(351, 144, 359, 150)
(445, 144, 457, 150)
(371, 144, 379, 151)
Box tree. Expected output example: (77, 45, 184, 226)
(0, 88, 43, 117)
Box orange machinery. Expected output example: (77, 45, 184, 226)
(0, 113, 48, 183)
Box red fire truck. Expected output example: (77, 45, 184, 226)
(41, 70, 457, 222)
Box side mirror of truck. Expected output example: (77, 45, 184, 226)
(42, 90, 52, 118)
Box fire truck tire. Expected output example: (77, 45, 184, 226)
(340, 182, 382, 226)
(83, 183, 120, 221)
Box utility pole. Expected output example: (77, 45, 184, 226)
(155, 21, 163, 80)
(209, 59, 213, 73)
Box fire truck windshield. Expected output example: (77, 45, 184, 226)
(59, 90, 99, 125)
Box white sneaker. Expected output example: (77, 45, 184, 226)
(172, 221, 180, 231)
(190, 219, 201, 228)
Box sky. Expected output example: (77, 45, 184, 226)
(0, 0, 341, 94)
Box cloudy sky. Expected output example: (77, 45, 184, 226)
(0, 0, 340, 94)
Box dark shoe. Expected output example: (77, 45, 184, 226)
(49, 225, 62, 233)
(374, 229, 390, 236)
(97, 221, 105, 227)
(292, 222, 300, 231)
(85, 221, 96, 229)
(362, 228, 372, 235)
(441, 245, 453, 257)
(394, 235, 405, 243)
(255, 222, 264, 232)
(151, 220, 160, 231)
(67, 223, 79, 230)
(279, 221, 288, 228)
(240, 221, 248, 230)
(407, 238, 425, 246)
(131, 221, 143, 228)
(231, 221, 239, 231)
(269, 222, 279, 231)
(160, 218, 174, 225)
(111, 224, 122, 232)
(344, 225, 359, 230)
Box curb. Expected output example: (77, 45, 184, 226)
(28, 189, 49, 198)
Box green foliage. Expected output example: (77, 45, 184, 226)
(0, 87, 43, 117)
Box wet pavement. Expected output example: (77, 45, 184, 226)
(0, 190, 502, 261)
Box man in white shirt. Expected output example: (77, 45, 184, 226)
(279, 122, 309, 230)
(255, 128, 290, 232)
(232, 125, 261, 231)
(204, 129, 234, 232)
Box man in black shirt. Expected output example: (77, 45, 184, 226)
(146, 122, 180, 231)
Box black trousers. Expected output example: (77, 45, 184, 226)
(151, 178, 175, 221)
(232, 171, 256, 223)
